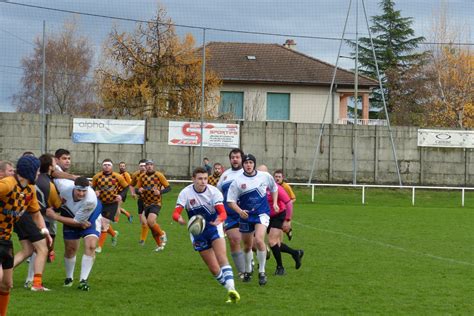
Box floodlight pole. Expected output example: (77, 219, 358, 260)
(352, 0, 359, 185)
(41, 20, 46, 154)
(361, 0, 402, 186)
(199, 28, 206, 166)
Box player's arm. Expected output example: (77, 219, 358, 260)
(268, 176, 280, 213)
(45, 209, 89, 228)
(284, 183, 297, 202)
(210, 203, 227, 226)
(51, 169, 78, 180)
(0, 179, 14, 198)
(29, 201, 53, 246)
(172, 204, 186, 225)
(158, 173, 171, 195)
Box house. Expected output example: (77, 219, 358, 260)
(205, 40, 380, 124)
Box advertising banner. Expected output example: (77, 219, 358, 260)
(72, 118, 145, 144)
(418, 129, 474, 148)
(168, 121, 239, 148)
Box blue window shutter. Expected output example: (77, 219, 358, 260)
(219, 92, 243, 119)
(267, 93, 290, 120)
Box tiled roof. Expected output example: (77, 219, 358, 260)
(205, 42, 378, 88)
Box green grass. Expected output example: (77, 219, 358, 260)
(10, 185, 474, 315)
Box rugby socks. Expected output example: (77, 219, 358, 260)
(98, 232, 107, 248)
(231, 251, 245, 274)
(0, 291, 10, 316)
(107, 226, 117, 237)
(26, 252, 36, 283)
(121, 209, 131, 219)
(64, 256, 76, 279)
(80, 255, 95, 281)
(244, 250, 253, 273)
(140, 224, 149, 242)
(280, 243, 298, 256)
(270, 245, 283, 268)
(32, 274, 43, 288)
(214, 265, 235, 291)
(150, 223, 164, 246)
(256, 250, 267, 273)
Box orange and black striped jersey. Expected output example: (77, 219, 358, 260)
(137, 171, 170, 206)
(208, 173, 221, 186)
(0, 176, 40, 240)
(92, 172, 128, 204)
(120, 171, 132, 185)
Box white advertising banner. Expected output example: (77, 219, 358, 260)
(72, 118, 145, 144)
(168, 121, 240, 148)
(417, 129, 474, 148)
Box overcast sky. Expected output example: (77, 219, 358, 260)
(1, 0, 472, 112)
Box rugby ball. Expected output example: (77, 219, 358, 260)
(187, 215, 206, 236)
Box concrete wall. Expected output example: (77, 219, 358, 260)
(0, 112, 472, 186)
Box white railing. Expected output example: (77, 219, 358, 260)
(338, 118, 388, 126)
(167, 180, 474, 207)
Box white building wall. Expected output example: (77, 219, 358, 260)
(218, 83, 340, 124)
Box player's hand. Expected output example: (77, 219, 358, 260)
(177, 216, 186, 225)
(80, 221, 91, 229)
(138, 187, 144, 193)
(115, 195, 122, 202)
(45, 233, 53, 248)
(239, 210, 249, 219)
(273, 203, 280, 213)
(282, 220, 291, 232)
(210, 218, 222, 226)
(45, 208, 57, 219)
(153, 187, 161, 196)
(95, 191, 100, 197)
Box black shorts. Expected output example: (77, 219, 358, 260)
(119, 187, 129, 203)
(14, 212, 45, 242)
(144, 204, 161, 217)
(137, 199, 144, 214)
(0, 240, 14, 269)
(267, 211, 287, 233)
(102, 202, 119, 221)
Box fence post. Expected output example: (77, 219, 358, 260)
(362, 185, 365, 204)
(462, 188, 465, 207)
(411, 187, 415, 206)
(312, 185, 315, 203)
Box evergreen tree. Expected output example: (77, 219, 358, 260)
(349, 0, 426, 114)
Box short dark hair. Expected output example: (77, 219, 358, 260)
(102, 158, 113, 164)
(39, 153, 54, 173)
(228, 148, 244, 159)
(55, 149, 70, 159)
(213, 162, 222, 168)
(193, 167, 208, 177)
(274, 169, 284, 176)
(138, 159, 147, 164)
(22, 151, 35, 157)
(119, 161, 126, 165)
(74, 176, 90, 188)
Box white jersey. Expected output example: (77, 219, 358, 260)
(60, 181, 98, 223)
(227, 170, 278, 215)
(53, 164, 74, 194)
(176, 184, 224, 223)
(216, 167, 243, 214)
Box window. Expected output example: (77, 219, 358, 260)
(219, 91, 244, 120)
(266, 93, 290, 120)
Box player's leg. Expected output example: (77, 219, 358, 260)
(97, 217, 110, 253)
(268, 227, 285, 275)
(29, 238, 49, 291)
(138, 199, 148, 245)
(64, 239, 80, 287)
(240, 230, 254, 282)
(225, 223, 245, 277)
(146, 206, 166, 251)
(254, 223, 269, 285)
(77, 235, 98, 291)
(0, 267, 13, 316)
(13, 240, 34, 267)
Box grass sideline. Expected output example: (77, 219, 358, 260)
(10, 185, 474, 315)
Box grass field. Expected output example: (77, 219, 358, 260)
(10, 185, 474, 315)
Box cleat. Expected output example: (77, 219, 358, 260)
(138, 240, 145, 246)
(242, 272, 252, 283)
(78, 279, 90, 291)
(266, 245, 271, 260)
(238, 272, 245, 281)
(226, 289, 240, 303)
(293, 250, 304, 270)
(275, 266, 286, 276)
(258, 272, 267, 286)
(154, 245, 165, 252)
(286, 228, 293, 241)
(160, 231, 167, 246)
(95, 247, 102, 253)
(128, 215, 133, 223)
(111, 231, 119, 246)
(63, 278, 73, 287)
(26, 256, 31, 263)
(24, 281, 33, 289)
(250, 259, 255, 275)
(31, 285, 51, 292)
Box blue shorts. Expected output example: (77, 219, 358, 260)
(63, 204, 102, 240)
(191, 223, 224, 252)
(239, 212, 270, 233)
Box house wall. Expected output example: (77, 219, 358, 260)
(1, 112, 472, 187)
(218, 83, 340, 124)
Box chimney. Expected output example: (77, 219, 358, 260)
(283, 39, 297, 50)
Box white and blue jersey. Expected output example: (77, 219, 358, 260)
(227, 170, 277, 232)
(59, 183, 102, 240)
(176, 184, 225, 252)
(216, 168, 243, 228)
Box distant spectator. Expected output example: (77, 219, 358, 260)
(208, 162, 224, 186)
(203, 157, 212, 175)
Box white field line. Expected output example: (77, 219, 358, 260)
(293, 220, 474, 267)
